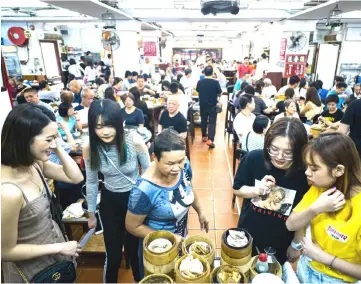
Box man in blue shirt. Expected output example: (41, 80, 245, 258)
(234, 73, 250, 95)
(327, 82, 347, 109)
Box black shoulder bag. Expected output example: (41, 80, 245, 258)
(14, 166, 76, 283)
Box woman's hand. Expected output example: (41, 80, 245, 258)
(286, 245, 301, 263)
(257, 175, 276, 196)
(310, 187, 346, 215)
(58, 241, 82, 257)
(175, 234, 184, 245)
(198, 213, 209, 233)
(88, 213, 97, 229)
(301, 237, 331, 264)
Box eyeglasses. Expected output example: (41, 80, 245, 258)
(267, 146, 293, 160)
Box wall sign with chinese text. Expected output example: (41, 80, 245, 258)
(280, 38, 287, 61)
(284, 54, 307, 78)
(143, 41, 157, 57)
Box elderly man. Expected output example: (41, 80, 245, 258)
(75, 87, 94, 111)
(23, 88, 54, 112)
(350, 83, 361, 102)
(69, 80, 83, 104)
(158, 96, 187, 139)
(136, 75, 155, 96)
(76, 88, 95, 128)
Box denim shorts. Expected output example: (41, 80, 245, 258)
(297, 254, 352, 283)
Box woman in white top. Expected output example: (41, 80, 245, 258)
(68, 58, 84, 79)
(84, 60, 97, 84)
(262, 78, 278, 100)
(274, 99, 300, 122)
(298, 78, 307, 98)
(300, 87, 323, 123)
(242, 115, 270, 152)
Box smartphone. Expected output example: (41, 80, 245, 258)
(95, 211, 104, 235)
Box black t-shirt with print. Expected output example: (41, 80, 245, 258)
(233, 150, 308, 264)
(159, 110, 187, 134)
(320, 109, 344, 123)
(341, 99, 361, 157)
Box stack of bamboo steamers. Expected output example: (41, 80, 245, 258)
(139, 228, 282, 283)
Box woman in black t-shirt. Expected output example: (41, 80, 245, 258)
(120, 93, 144, 127)
(233, 117, 309, 264)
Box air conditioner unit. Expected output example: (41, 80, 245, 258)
(201, 0, 241, 15)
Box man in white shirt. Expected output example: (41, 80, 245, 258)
(180, 68, 193, 99)
(142, 57, 154, 76)
(104, 54, 112, 67)
(277, 75, 300, 98)
(255, 53, 269, 81)
(23, 88, 54, 113)
(233, 94, 256, 141)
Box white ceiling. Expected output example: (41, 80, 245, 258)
(2, 0, 361, 40)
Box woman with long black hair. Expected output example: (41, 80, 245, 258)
(83, 99, 150, 283)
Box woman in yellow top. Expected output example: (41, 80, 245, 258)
(286, 132, 361, 283)
(300, 87, 323, 123)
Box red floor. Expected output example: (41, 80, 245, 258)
(76, 96, 241, 282)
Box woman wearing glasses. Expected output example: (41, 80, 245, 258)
(233, 117, 309, 264)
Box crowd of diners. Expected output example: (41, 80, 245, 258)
(2, 52, 361, 284)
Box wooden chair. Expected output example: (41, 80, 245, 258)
(224, 100, 236, 140)
(231, 130, 248, 208)
(187, 103, 195, 144)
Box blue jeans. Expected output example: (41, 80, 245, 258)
(297, 255, 350, 283)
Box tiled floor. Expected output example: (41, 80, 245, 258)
(75, 95, 242, 283)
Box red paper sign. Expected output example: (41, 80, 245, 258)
(284, 54, 307, 78)
(280, 38, 287, 61)
(143, 41, 157, 57)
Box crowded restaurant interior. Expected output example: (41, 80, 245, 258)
(1, 0, 361, 283)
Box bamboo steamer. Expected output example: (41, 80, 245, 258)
(210, 265, 248, 284)
(220, 228, 253, 277)
(310, 125, 322, 138)
(249, 256, 282, 281)
(182, 235, 215, 268)
(143, 231, 178, 278)
(139, 273, 174, 284)
(220, 252, 252, 278)
(175, 254, 211, 283)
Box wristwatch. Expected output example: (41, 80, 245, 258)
(291, 240, 303, 251)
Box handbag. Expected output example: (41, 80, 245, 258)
(13, 165, 76, 283)
(15, 260, 76, 283)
